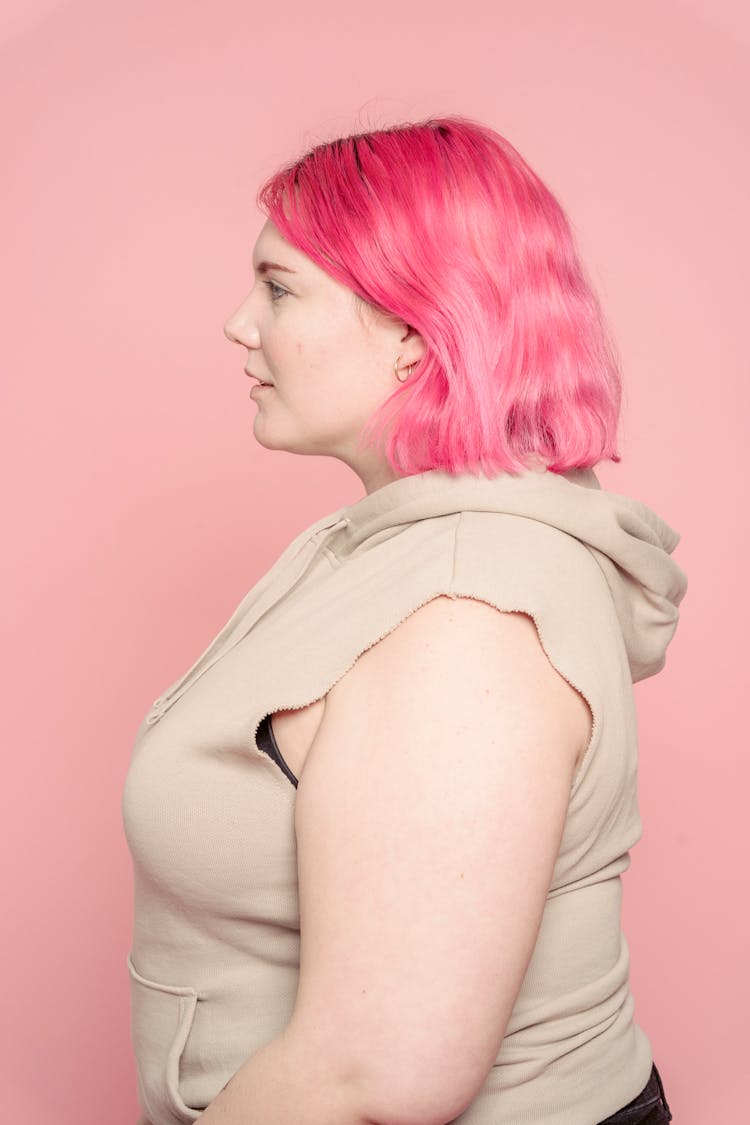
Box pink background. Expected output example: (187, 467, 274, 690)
(2, 2, 747, 1122)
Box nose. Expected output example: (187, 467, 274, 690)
(223, 294, 260, 347)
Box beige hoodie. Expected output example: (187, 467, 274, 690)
(122, 466, 687, 1125)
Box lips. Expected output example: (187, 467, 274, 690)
(246, 370, 274, 386)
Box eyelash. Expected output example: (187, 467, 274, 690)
(263, 279, 288, 302)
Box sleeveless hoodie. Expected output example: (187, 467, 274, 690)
(121, 465, 687, 1125)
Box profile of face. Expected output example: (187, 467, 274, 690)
(223, 220, 425, 492)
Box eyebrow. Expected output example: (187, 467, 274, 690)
(253, 259, 298, 276)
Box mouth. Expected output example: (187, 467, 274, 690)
(248, 379, 275, 396)
(245, 369, 274, 386)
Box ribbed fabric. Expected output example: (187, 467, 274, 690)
(121, 466, 687, 1125)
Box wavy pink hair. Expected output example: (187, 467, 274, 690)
(257, 115, 622, 477)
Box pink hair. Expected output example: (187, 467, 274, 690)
(256, 115, 622, 477)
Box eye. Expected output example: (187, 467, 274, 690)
(263, 279, 288, 302)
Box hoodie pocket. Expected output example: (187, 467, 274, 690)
(127, 954, 202, 1124)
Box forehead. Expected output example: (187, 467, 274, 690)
(252, 220, 298, 264)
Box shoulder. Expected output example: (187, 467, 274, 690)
(444, 510, 619, 725)
(324, 592, 592, 775)
(391, 508, 611, 627)
(450, 509, 607, 596)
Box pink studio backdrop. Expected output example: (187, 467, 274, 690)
(2, 2, 747, 1122)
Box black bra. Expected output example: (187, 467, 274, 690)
(256, 713, 299, 789)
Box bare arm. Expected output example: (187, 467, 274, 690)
(199, 595, 591, 1125)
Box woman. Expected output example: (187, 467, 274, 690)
(122, 116, 684, 1124)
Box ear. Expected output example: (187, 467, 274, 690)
(399, 322, 427, 366)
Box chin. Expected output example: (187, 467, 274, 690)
(251, 420, 297, 454)
(252, 428, 285, 452)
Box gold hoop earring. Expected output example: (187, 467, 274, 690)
(394, 356, 415, 383)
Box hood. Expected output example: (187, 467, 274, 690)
(321, 466, 687, 684)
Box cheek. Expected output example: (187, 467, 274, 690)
(265, 320, 325, 373)
(263, 306, 372, 405)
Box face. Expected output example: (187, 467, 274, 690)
(223, 219, 424, 493)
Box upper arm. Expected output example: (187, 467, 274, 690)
(286, 595, 592, 1125)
